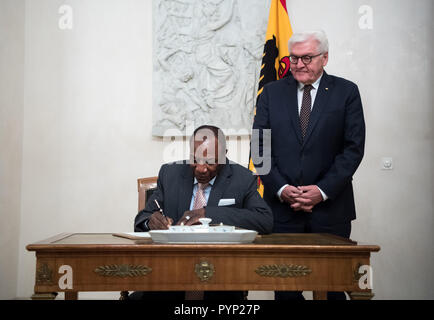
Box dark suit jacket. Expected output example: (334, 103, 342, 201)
(252, 72, 365, 227)
(134, 160, 273, 234)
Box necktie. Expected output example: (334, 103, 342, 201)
(192, 183, 209, 210)
(185, 182, 209, 300)
(300, 84, 313, 140)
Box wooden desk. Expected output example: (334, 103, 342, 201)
(26, 233, 380, 300)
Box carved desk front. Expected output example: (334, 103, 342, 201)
(27, 233, 380, 300)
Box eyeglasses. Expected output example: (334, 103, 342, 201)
(289, 53, 323, 65)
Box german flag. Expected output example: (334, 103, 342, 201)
(249, 0, 293, 197)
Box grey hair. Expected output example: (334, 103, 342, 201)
(288, 30, 329, 54)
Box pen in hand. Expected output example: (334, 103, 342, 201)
(154, 199, 165, 217)
(154, 199, 171, 225)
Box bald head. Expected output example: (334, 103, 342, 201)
(189, 125, 227, 184)
(189, 125, 227, 165)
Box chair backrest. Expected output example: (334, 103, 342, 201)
(137, 177, 158, 212)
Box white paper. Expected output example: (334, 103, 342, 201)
(123, 232, 151, 238)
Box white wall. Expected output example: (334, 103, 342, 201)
(0, 0, 432, 299)
(0, 0, 25, 299)
(15, 0, 159, 299)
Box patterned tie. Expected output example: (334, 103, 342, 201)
(300, 84, 313, 140)
(192, 183, 209, 210)
(185, 182, 209, 300)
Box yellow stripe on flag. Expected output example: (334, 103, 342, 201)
(249, 0, 293, 197)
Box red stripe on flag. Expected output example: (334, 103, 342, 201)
(279, 0, 287, 13)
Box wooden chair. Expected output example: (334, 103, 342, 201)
(137, 177, 158, 212)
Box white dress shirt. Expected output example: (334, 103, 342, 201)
(189, 176, 216, 210)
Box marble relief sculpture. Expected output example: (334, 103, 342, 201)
(152, 0, 268, 136)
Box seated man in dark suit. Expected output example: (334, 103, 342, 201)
(131, 125, 273, 300)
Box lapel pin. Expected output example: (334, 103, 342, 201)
(325, 87, 329, 90)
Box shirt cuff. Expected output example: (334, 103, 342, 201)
(143, 218, 150, 231)
(317, 186, 328, 201)
(277, 184, 289, 202)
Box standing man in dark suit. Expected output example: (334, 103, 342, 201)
(252, 30, 365, 300)
(133, 125, 273, 300)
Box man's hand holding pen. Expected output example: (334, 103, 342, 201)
(148, 211, 173, 230)
(148, 200, 173, 230)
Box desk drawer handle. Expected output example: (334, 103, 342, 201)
(255, 264, 312, 278)
(94, 264, 152, 277)
(195, 260, 215, 282)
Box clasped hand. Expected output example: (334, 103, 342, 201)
(280, 185, 323, 212)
